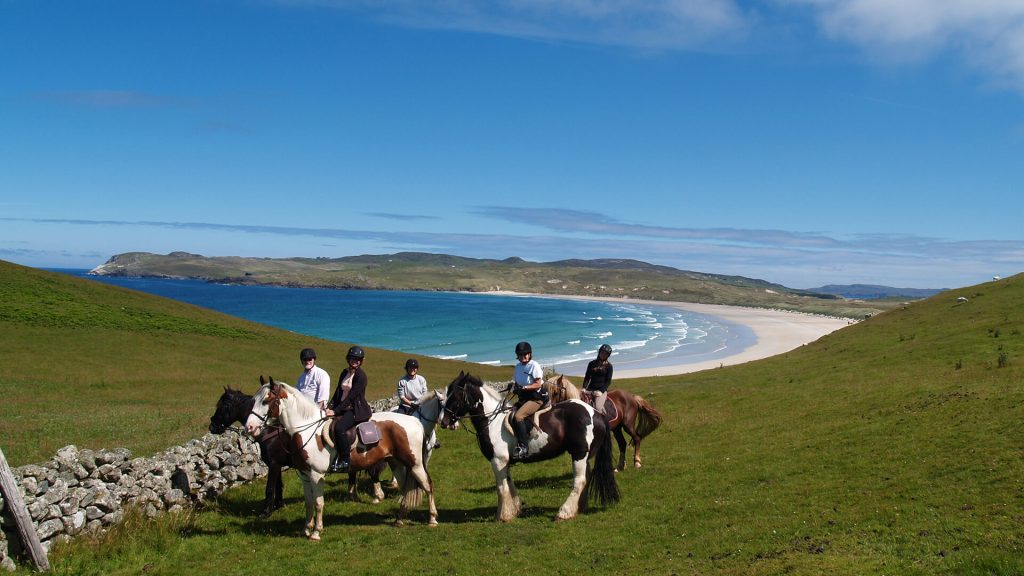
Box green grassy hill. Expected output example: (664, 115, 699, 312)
(2, 260, 1021, 575)
(90, 251, 891, 317)
(0, 260, 511, 466)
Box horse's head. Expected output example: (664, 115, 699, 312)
(208, 386, 254, 434)
(440, 371, 483, 430)
(245, 375, 282, 436)
(414, 389, 445, 423)
(545, 374, 580, 403)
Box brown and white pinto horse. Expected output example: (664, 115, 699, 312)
(208, 385, 390, 511)
(440, 372, 619, 522)
(546, 374, 662, 470)
(245, 378, 437, 540)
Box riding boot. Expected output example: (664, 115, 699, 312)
(512, 419, 530, 460)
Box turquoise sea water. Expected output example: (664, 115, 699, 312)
(68, 271, 755, 376)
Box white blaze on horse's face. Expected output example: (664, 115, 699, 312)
(245, 384, 272, 436)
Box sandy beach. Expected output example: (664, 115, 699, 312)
(488, 292, 853, 378)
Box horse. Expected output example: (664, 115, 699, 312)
(208, 384, 390, 509)
(545, 374, 663, 471)
(439, 371, 619, 522)
(394, 389, 445, 463)
(208, 386, 288, 517)
(245, 377, 437, 540)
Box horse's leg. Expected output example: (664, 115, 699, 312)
(310, 473, 325, 541)
(491, 459, 519, 522)
(260, 464, 281, 518)
(299, 471, 318, 540)
(347, 470, 360, 502)
(613, 426, 628, 471)
(406, 462, 438, 527)
(368, 460, 386, 504)
(624, 419, 644, 469)
(555, 457, 589, 521)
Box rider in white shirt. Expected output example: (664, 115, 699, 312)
(296, 348, 331, 409)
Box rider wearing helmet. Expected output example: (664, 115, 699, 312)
(582, 344, 613, 415)
(397, 358, 427, 415)
(511, 341, 547, 460)
(296, 347, 331, 409)
(326, 346, 372, 472)
(396, 358, 439, 449)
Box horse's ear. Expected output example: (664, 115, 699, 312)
(459, 370, 465, 377)
(260, 375, 266, 386)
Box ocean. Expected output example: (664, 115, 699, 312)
(65, 271, 755, 376)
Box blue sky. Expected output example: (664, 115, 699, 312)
(2, 0, 1022, 289)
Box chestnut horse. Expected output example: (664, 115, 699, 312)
(245, 378, 437, 540)
(440, 371, 619, 522)
(208, 385, 389, 511)
(546, 374, 662, 470)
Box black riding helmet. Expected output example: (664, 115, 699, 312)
(346, 346, 365, 361)
(405, 358, 419, 370)
(300, 348, 317, 362)
(515, 341, 532, 357)
(598, 344, 612, 357)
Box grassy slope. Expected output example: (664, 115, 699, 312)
(0, 261, 511, 466)
(92, 251, 890, 317)
(3, 261, 1022, 575)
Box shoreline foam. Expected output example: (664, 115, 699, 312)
(481, 291, 853, 378)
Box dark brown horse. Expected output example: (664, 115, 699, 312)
(546, 375, 662, 470)
(208, 385, 389, 518)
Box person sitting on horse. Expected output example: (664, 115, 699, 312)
(396, 358, 427, 415)
(396, 358, 440, 449)
(296, 347, 331, 410)
(326, 346, 372, 473)
(582, 344, 613, 415)
(511, 341, 547, 461)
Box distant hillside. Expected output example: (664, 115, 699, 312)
(90, 251, 888, 318)
(807, 283, 946, 300)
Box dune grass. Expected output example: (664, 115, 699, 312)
(2, 261, 1022, 575)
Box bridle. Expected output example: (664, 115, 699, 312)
(443, 378, 510, 435)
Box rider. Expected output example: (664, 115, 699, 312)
(396, 358, 440, 449)
(296, 347, 331, 409)
(326, 346, 372, 473)
(396, 358, 427, 415)
(582, 344, 613, 415)
(511, 341, 547, 460)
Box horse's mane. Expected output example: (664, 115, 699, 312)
(276, 381, 323, 421)
(545, 375, 581, 402)
(455, 373, 503, 401)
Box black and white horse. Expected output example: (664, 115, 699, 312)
(440, 371, 619, 521)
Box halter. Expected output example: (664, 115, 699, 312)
(443, 378, 511, 435)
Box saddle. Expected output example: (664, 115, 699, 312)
(320, 421, 381, 452)
(503, 405, 552, 437)
(581, 390, 619, 424)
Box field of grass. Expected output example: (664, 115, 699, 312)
(2, 261, 1022, 575)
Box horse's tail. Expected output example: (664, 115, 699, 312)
(586, 414, 620, 508)
(634, 396, 663, 440)
(390, 460, 423, 508)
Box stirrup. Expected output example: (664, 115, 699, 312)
(512, 445, 528, 460)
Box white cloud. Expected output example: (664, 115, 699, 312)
(275, 0, 752, 49)
(784, 0, 1024, 90)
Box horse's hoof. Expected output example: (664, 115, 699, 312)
(428, 518, 439, 527)
(393, 519, 404, 527)
(371, 498, 382, 504)
(308, 532, 321, 542)
(634, 463, 642, 469)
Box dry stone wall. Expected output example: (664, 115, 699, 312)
(0, 431, 265, 570)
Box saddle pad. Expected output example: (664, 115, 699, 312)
(503, 406, 552, 435)
(356, 421, 381, 446)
